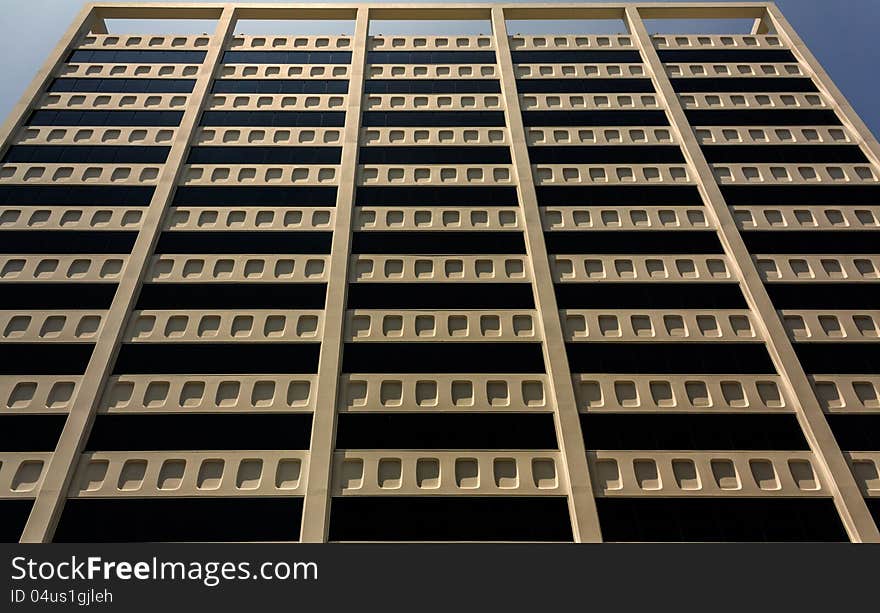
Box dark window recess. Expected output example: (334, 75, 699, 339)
(352, 231, 525, 254)
(329, 497, 572, 542)
(522, 110, 669, 127)
(186, 146, 342, 164)
(49, 78, 195, 93)
(685, 109, 841, 126)
(366, 51, 497, 64)
(0, 344, 93, 375)
(0, 231, 136, 254)
(222, 50, 352, 64)
(566, 343, 776, 374)
(86, 414, 312, 451)
(597, 498, 846, 542)
(722, 185, 880, 206)
(336, 413, 556, 449)
(347, 284, 534, 310)
(156, 231, 333, 254)
(527, 145, 684, 164)
(342, 343, 545, 374)
(55, 498, 303, 543)
(0, 415, 67, 452)
(172, 186, 338, 206)
(869, 500, 880, 527)
(537, 185, 703, 207)
(3, 145, 170, 164)
(0, 284, 117, 309)
(657, 49, 798, 63)
(671, 77, 818, 93)
(827, 415, 880, 450)
(356, 186, 518, 207)
(357, 146, 511, 164)
(516, 78, 655, 94)
(555, 283, 746, 309)
(544, 230, 721, 254)
(511, 50, 642, 63)
(212, 79, 349, 94)
(767, 284, 880, 309)
(795, 343, 879, 374)
(200, 110, 345, 127)
(701, 144, 868, 164)
(742, 231, 880, 254)
(0, 501, 32, 543)
(113, 343, 320, 374)
(362, 111, 506, 127)
(0, 186, 154, 206)
(364, 80, 501, 94)
(28, 110, 184, 127)
(67, 49, 207, 63)
(137, 283, 326, 310)
(580, 414, 808, 450)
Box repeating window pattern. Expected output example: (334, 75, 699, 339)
(0, 4, 878, 545)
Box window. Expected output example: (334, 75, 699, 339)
(672, 77, 818, 93)
(0, 185, 155, 206)
(3, 145, 170, 164)
(49, 78, 195, 93)
(221, 50, 351, 64)
(186, 146, 342, 164)
(366, 51, 496, 64)
(361, 111, 506, 127)
(211, 79, 349, 94)
(522, 110, 669, 127)
(364, 79, 500, 94)
(511, 50, 642, 63)
(357, 146, 511, 164)
(657, 49, 797, 63)
(28, 110, 184, 127)
(200, 110, 345, 127)
(527, 145, 684, 164)
(172, 186, 338, 206)
(516, 78, 655, 94)
(67, 49, 206, 63)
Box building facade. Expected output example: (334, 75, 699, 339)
(1, 2, 879, 543)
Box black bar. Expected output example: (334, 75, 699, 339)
(336, 413, 557, 449)
(543, 230, 722, 254)
(597, 498, 846, 542)
(86, 414, 313, 451)
(566, 343, 776, 374)
(347, 283, 534, 309)
(113, 344, 321, 374)
(55, 498, 304, 543)
(342, 343, 546, 373)
(352, 230, 525, 254)
(357, 146, 511, 164)
(155, 231, 333, 254)
(527, 145, 685, 164)
(0, 230, 137, 253)
(516, 78, 655, 93)
(671, 77, 818, 93)
(555, 283, 746, 309)
(580, 413, 808, 450)
(329, 497, 572, 542)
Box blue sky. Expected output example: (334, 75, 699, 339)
(1, 0, 879, 136)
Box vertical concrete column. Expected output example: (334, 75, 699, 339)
(300, 7, 369, 543)
(20, 5, 238, 543)
(625, 5, 879, 543)
(491, 7, 602, 543)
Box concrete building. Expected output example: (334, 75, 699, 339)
(1, 2, 879, 543)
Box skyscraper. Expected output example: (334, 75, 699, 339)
(1, 2, 878, 543)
